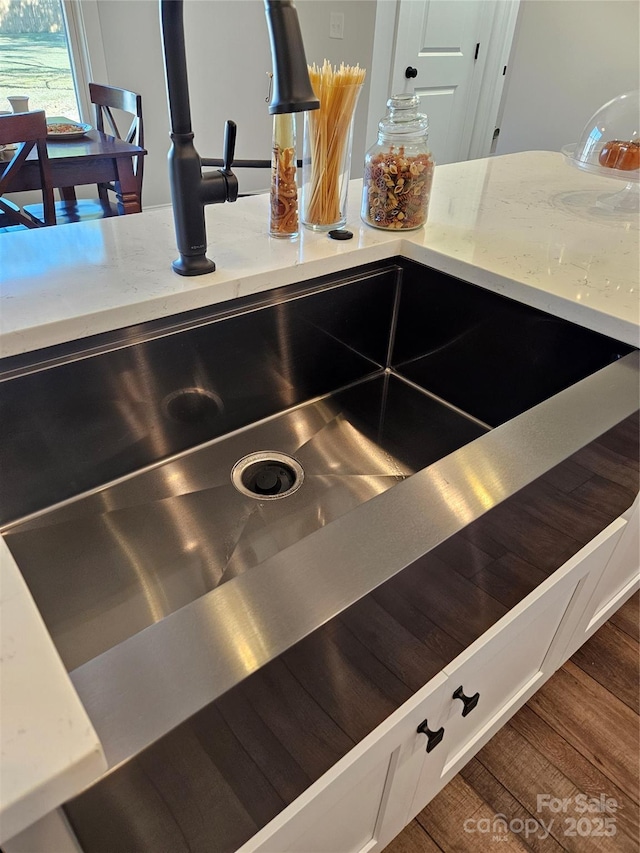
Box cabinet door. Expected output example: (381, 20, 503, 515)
(581, 500, 639, 635)
(238, 673, 449, 853)
(408, 552, 590, 819)
(549, 504, 638, 665)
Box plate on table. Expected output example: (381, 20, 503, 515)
(46, 117, 92, 140)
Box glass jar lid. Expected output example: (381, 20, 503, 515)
(379, 93, 429, 140)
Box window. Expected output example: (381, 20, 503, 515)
(0, 0, 87, 120)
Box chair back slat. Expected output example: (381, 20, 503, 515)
(0, 141, 35, 194)
(0, 110, 47, 145)
(99, 105, 119, 139)
(0, 111, 55, 228)
(89, 83, 139, 116)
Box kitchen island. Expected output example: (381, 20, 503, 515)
(1, 152, 638, 851)
(1, 151, 638, 356)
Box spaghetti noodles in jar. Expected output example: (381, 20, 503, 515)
(301, 61, 366, 230)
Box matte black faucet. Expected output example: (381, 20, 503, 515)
(160, 0, 319, 276)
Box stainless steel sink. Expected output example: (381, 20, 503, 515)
(5, 372, 488, 669)
(1, 258, 637, 770)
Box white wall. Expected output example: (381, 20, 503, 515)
(496, 0, 640, 156)
(95, 0, 168, 207)
(85, 0, 640, 208)
(94, 0, 376, 209)
(296, 0, 376, 182)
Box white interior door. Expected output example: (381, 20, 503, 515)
(390, 0, 487, 165)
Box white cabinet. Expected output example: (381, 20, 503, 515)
(406, 546, 588, 824)
(237, 506, 617, 853)
(544, 506, 637, 669)
(238, 674, 449, 853)
(238, 503, 638, 853)
(578, 497, 639, 638)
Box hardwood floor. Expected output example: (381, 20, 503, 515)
(384, 592, 640, 853)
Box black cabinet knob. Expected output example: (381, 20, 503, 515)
(417, 719, 445, 752)
(452, 686, 480, 717)
(405, 66, 418, 79)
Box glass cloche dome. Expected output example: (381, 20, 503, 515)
(562, 90, 639, 180)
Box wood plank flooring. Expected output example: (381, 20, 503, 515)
(384, 592, 639, 853)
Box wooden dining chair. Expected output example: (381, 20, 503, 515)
(0, 110, 56, 231)
(90, 83, 144, 209)
(25, 84, 144, 225)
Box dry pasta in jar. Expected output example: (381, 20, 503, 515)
(362, 147, 434, 230)
(361, 94, 434, 231)
(270, 113, 299, 238)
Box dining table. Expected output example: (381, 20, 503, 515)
(2, 128, 146, 214)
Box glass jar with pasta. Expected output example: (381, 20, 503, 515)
(361, 94, 434, 231)
(301, 61, 366, 231)
(270, 113, 298, 238)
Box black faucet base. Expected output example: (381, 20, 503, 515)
(172, 254, 216, 276)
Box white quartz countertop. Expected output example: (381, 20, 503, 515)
(1, 151, 638, 358)
(0, 541, 107, 844)
(0, 151, 638, 844)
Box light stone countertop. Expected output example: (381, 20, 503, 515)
(1, 151, 638, 359)
(0, 542, 106, 844)
(0, 150, 638, 845)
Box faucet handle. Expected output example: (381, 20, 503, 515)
(222, 119, 238, 203)
(222, 120, 237, 174)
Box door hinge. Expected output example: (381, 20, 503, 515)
(474, 42, 480, 61)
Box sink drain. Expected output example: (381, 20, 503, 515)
(231, 451, 304, 500)
(162, 387, 223, 424)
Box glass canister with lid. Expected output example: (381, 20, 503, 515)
(361, 93, 434, 230)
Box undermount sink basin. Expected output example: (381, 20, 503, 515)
(0, 258, 635, 673)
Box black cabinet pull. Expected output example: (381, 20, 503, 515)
(452, 686, 480, 717)
(417, 720, 445, 752)
(405, 66, 418, 79)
